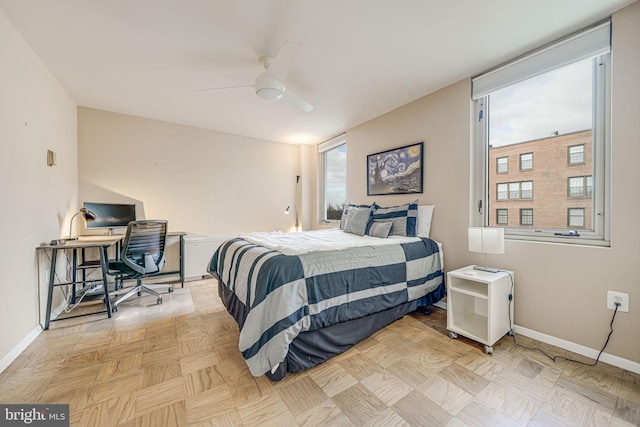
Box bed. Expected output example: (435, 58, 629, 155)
(207, 223, 445, 381)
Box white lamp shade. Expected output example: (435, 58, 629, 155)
(468, 227, 504, 254)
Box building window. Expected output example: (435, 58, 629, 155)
(521, 181, 533, 199)
(499, 181, 533, 200)
(318, 135, 346, 222)
(568, 176, 593, 198)
(520, 153, 533, 170)
(497, 157, 508, 173)
(496, 209, 508, 225)
(520, 209, 533, 226)
(568, 144, 585, 165)
(473, 21, 610, 244)
(568, 208, 585, 227)
(508, 182, 520, 199)
(497, 183, 508, 200)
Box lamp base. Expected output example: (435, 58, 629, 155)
(473, 265, 501, 273)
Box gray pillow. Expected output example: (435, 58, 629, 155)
(343, 207, 371, 236)
(340, 203, 371, 230)
(367, 221, 392, 238)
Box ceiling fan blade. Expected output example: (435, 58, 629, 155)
(283, 88, 314, 112)
(267, 41, 302, 82)
(196, 84, 253, 93)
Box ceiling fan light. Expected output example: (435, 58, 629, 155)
(255, 74, 285, 101)
(257, 87, 283, 101)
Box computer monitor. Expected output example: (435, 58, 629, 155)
(83, 202, 136, 234)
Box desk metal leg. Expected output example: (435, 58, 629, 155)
(71, 249, 77, 304)
(44, 248, 58, 330)
(179, 235, 185, 288)
(99, 247, 112, 316)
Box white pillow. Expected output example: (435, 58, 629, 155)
(418, 205, 435, 238)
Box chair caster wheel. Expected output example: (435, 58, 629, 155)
(168, 287, 174, 293)
(485, 345, 493, 354)
(112, 306, 118, 313)
(448, 331, 458, 339)
(157, 298, 163, 304)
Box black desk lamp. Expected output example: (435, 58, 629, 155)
(66, 208, 97, 240)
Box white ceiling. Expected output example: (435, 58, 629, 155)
(1, 0, 635, 144)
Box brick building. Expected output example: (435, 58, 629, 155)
(488, 130, 592, 229)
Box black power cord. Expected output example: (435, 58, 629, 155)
(505, 271, 619, 366)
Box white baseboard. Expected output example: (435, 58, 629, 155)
(514, 325, 640, 375)
(0, 326, 42, 374)
(436, 304, 639, 375)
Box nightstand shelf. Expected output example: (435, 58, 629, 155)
(447, 266, 514, 354)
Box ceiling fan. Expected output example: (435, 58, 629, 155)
(198, 41, 314, 112)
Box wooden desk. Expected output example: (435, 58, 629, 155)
(77, 231, 186, 288)
(37, 237, 119, 329)
(36, 231, 186, 330)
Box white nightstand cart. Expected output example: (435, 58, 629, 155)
(446, 266, 514, 354)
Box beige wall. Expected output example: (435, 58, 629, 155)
(78, 108, 301, 237)
(0, 10, 78, 366)
(346, 80, 474, 267)
(342, 3, 640, 366)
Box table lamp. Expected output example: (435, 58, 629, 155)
(66, 208, 97, 240)
(468, 227, 504, 273)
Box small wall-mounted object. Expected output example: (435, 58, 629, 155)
(47, 149, 56, 167)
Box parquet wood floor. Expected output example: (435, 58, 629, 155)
(0, 278, 638, 426)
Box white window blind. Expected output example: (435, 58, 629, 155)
(472, 21, 610, 100)
(318, 133, 346, 153)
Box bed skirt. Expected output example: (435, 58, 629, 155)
(215, 272, 445, 381)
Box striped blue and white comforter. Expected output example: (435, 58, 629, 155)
(209, 233, 443, 376)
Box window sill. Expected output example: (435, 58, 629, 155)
(506, 232, 610, 248)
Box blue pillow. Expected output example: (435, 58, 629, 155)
(371, 199, 419, 237)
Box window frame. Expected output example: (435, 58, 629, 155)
(520, 152, 533, 171)
(318, 134, 347, 223)
(496, 209, 508, 225)
(496, 157, 509, 174)
(568, 175, 593, 198)
(471, 21, 611, 246)
(568, 208, 586, 228)
(568, 144, 586, 165)
(520, 208, 534, 226)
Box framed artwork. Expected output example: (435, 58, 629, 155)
(367, 142, 423, 196)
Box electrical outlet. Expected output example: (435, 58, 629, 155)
(607, 290, 629, 312)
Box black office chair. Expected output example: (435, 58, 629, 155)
(107, 220, 173, 312)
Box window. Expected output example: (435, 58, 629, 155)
(499, 181, 533, 200)
(520, 209, 533, 226)
(318, 135, 347, 222)
(521, 181, 533, 199)
(520, 153, 533, 170)
(497, 209, 508, 225)
(568, 144, 585, 165)
(568, 208, 585, 227)
(473, 21, 610, 245)
(568, 176, 593, 197)
(497, 183, 508, 200)
(497, 157, 508, 173)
